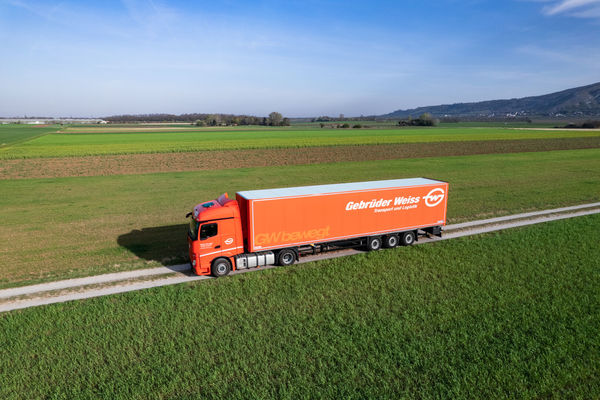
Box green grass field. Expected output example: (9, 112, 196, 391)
(0, 148, 598, 287)
(0, 120, 598, 398)
(1, 214, 598, 399)
(1, 126, 598, 158)
(0, 124, 58, 148)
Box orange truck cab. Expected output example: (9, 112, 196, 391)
(187, 178, 449, 277)
(187, 193, 244, 276)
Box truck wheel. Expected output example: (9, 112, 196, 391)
(400, 231, 416, 246)
(366, 236, 382, 251)
(211, 258, 231, 277)
(277, 249, 296, 266)
(384, 235, 399, 248)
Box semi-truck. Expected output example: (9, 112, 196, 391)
(186, 178, 448, 277)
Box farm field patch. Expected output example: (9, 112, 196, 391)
(1, 137, 598, 179)
(1, 126, 598, 159)
(0, 149, 598, 287)
(0, 124, 59, 148)
(1, 214, 598, 399)
(61, 124, 316, 133)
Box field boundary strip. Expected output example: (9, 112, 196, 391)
(1, 202, 599, 313)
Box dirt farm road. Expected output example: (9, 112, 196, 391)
(1, 202, 599, 313)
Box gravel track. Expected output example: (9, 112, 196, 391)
(1, 203, 599, 313)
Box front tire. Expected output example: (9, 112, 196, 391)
(400, 231, 416, 246)
(277, 249, 296, 266)
(211, 257, 232, 277)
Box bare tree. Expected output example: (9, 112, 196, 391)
(268, 112, 283, 126)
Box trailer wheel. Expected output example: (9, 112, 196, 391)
(277, 249, 296, 266)
(400, 231, 416, 246)
(366, 236, 382, 251)
(384, 235, 399, 248)
(211, 258, 232, 277)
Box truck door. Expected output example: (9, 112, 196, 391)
(198, 219, 238, 271)
(198, 222, 221, 272)
(217, 218, 238, 259)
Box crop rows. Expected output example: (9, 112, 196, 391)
(1, 126, 598, 159)
(1, 137, 598, 180)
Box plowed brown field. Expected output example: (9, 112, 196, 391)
(1, 137, 598, 179)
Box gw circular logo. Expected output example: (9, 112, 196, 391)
(424, 188, 445, 207)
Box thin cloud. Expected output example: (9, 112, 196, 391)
(540, 0, 600, 17)
(570, 5, 600, 15)
(2, 0, 134, 39)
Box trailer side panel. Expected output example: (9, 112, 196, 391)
(242, 181, 448, 252)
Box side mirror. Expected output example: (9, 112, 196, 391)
(185, 212, 192, 218)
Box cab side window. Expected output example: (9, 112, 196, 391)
(200, 223, 218, 240)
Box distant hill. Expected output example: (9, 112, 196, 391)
(381, 82, 600, 119)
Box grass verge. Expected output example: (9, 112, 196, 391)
(1, 214, 598, 399)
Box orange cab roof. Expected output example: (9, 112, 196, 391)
(193, 194, 237, 222)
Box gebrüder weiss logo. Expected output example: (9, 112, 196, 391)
(424, 188, 445, 207)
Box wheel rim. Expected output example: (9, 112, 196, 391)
(371, 239, 380, 249)
(217, 263, 228, 274)
(282, 253, 294, 264)
(405, 234, 414, 244)
(389, 237, 398, 247)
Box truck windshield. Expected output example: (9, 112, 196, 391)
(189, 219, 200, 240)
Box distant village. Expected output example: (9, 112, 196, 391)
(0, 118, 108, 125)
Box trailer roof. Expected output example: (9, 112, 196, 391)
(237, 178, 445, 200)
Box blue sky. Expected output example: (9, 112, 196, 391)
(1, 0, 599, 117)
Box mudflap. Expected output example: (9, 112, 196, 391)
(423, 226, 443, 237)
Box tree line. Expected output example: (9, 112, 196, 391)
(398, 113, 438, 126)
(561, 120, 600, 129)
(312, 115, 378, 122)
(104, 112, 290, 126)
